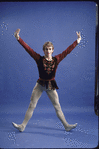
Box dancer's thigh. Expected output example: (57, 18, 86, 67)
(30, 83, 43, 106)
(46, 89, 61, 110)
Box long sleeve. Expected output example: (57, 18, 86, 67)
(18, 37, 40, 63)
(55, 40, 78, 64)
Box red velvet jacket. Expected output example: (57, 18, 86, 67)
(18, 37, 78, 90)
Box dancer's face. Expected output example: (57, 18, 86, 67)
(44, 46, 54, 57)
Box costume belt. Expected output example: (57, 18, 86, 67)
(39, 77, 55, 81)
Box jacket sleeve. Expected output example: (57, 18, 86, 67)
(55, 40, 78, 64)
(18, 37, 40, 63)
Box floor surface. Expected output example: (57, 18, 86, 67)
(0, 103, 98, 148)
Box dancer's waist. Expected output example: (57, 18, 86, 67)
(39, 77, 55, 81)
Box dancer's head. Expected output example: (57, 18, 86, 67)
(43, 41, 54, 57)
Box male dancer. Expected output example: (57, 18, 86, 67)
(12, 29, 81, 132)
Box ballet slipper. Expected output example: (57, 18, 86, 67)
(12, 122, 25, 132)
(65, 123, 77, 132)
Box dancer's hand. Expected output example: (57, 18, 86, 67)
(76, 31, 81, 44)
(14, 29, 20, 40)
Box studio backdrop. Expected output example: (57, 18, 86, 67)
(0, 1, 98, 148)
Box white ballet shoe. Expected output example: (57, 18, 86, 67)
(65, 123, 77, 132)
(12, 122, 25, 132)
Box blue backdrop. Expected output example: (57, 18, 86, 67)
(0, 1, 96, 107)
(0, 1, 98, 148)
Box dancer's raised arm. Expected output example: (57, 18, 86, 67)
(14, 29, 40, 62)
(55, 32, 81, 64)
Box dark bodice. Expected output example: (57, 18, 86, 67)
(37, 56, 57, 80)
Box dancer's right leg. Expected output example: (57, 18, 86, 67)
(12, 83, 43, 132)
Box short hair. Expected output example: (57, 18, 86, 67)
(43, 41, 54, 51)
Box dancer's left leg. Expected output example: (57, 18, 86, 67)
(46, 89, 77, 131)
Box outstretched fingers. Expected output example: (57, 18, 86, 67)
(15, 28, 20, 34)
(76, 31, 81, 37)
(14, 28, 20, 40)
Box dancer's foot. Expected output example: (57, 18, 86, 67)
(12, 122, 25, 132)
(65, 123, 77, 131)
